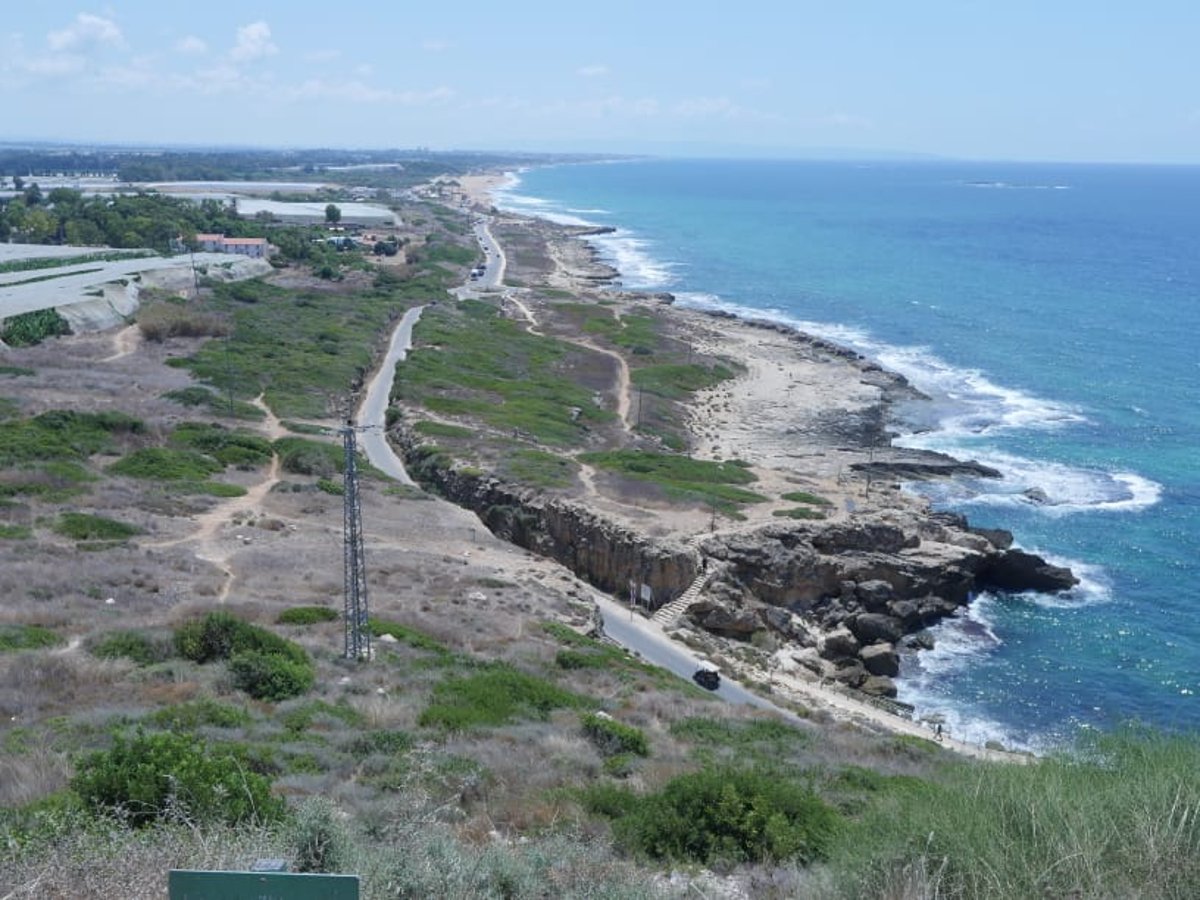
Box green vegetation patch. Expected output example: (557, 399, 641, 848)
(501, 449, 579, 489)
(170, 422, 273, 467)
(418, 663, 587, 731)
(582, 713, 650, 758)
(578, 449, 766, 514)
(1, 308, 71, 347)
(632, 362, 735, 400)
(0, 409, 144, 467)
(583, 767, 840, 866)
(144, 698, 253, 731)
(89, 630, 173, 666)
(371, 619, 452, 658)
(579, 309, 660, 355)
(0, 623, 60, 652)
(138, 299, 230, 341)
(781, 490, 832, 506)
(72, 729, 283, 827)
(176, 276, 433, 419)
(277, 606, 339, 626)
(773, 507, 828, 520)
(53, 512, 143, 541)
(412, 419, 474, 439)
(274, 437, 342, 478)
(174, 611, 313, 701)
(0, 365, 35, 377)
(162, 387, 264, 420)
(108, 447, 223, 481)
(0, 524, 32, 539)
(834, 729, 1200, 898)
(399, 302, 615, 446)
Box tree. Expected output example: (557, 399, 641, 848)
(324, 203, 342, 225)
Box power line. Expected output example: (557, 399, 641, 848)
(340, 420, 370, 661)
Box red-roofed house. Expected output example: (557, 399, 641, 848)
(192, 234, 270, 259)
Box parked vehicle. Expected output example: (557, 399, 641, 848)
(692, 665, 720, 690)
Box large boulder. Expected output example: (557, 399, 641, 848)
(860, 642, 900, 677)
(820, 625, 861, 660)
(811, 521, 917, 555)
(982, 549, 1079, 593)
(832, 659, 868, 689)
(860, 675, 898, 698)
(856, 579, 895, 612)
(847, 613, 903, 645)
(687, 601, 760, 638)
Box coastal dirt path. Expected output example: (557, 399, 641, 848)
(102, 324, 143, 362)
(144, 395, 289, 604)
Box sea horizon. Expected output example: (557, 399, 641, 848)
(495, 157, 1200, 752)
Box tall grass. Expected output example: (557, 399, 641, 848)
(831, 728, 1200, 899)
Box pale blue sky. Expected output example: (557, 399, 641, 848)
(2, 2, 1197, 162)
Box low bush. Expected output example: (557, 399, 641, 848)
(370, 619, 451, 656)
(229, 650, 314, 701)
(170, 423, 272, 467)
(90, 630, 172, 666)
(0, 623, 60, 652)
(418, 664, 587, 731)
(274, 437, 341, 477)
(582, 713, 650, 758)
(175, 612, 313, 701)
(137, 301, 230, 341)
(277, 606, 339, 626)
(71, 729, 283, 827)
(108, 447, 224, 481)
(53, 512, 143, 541)
(1, 309, 71, 347)
(587, 767, 841, 866)
(773, 507, 827, 520)
(144, 698, 253, 730)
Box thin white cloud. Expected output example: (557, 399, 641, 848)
(577, 64, 609, 78)
(304, 48, 342, 63)
(739, 76, 771, 90)
(175, 36, 208, 55)
(287, 79, 455, 105)
(229, 21, 278, 63)
(421, 39, 452, 52)
(23, 54, 86, 77)
(47, 13, 123, 52)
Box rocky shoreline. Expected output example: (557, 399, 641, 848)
(411, 183, 1082, 707)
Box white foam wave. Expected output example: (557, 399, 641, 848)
(588, 230, 676, 287)
(900, 446, 1163, 514)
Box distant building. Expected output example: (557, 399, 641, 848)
(192, 233, 269, 259)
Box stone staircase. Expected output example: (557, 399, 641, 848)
(651, 568, 714, 627)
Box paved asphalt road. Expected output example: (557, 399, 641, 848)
(356, 305, 424, 485)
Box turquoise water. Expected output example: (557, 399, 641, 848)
(498, 159, 1200, 751)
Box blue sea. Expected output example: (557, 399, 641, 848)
(496, 158, 1200, 752)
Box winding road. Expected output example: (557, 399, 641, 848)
(356, 305, 425, 485)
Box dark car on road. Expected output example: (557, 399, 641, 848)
(692, 666, 720, 690)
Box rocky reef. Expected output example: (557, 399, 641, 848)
(398, 434, 1077, 699)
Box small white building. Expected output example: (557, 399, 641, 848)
(193, 233, 269, 258)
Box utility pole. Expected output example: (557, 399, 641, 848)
(341, 421, 371, 661)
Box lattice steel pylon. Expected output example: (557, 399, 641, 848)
(341, 421, 371, 661)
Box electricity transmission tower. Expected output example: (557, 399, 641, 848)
(340, 421, 371, 661)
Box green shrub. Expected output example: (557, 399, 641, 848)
(0, 524, 32, 539)
(108, 447, 223, 481)
(229, 650, 314, 701)
(582, 713, 650, 758)
(144, 698, 252, 730)
(780, 490, 832, 506)
(593, 768, 840, 866)
(418, 664, 586, 731)
(54, 512, 143, 541)
(0, 624, 60, 652)
(275, 437, 341, 477)
(174, 612, 305, 665)
(370, 619, 451, 656)
(1, 309, 71, 347)
(90, 630, 172, 666)
(170, 422, 273, 466)
(277, 606, 339, 626)
(71, 729, 283, 827)
(289, 797, 354, 874)
(773, 507, 827, 520)
(343, 729, 414, 758)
